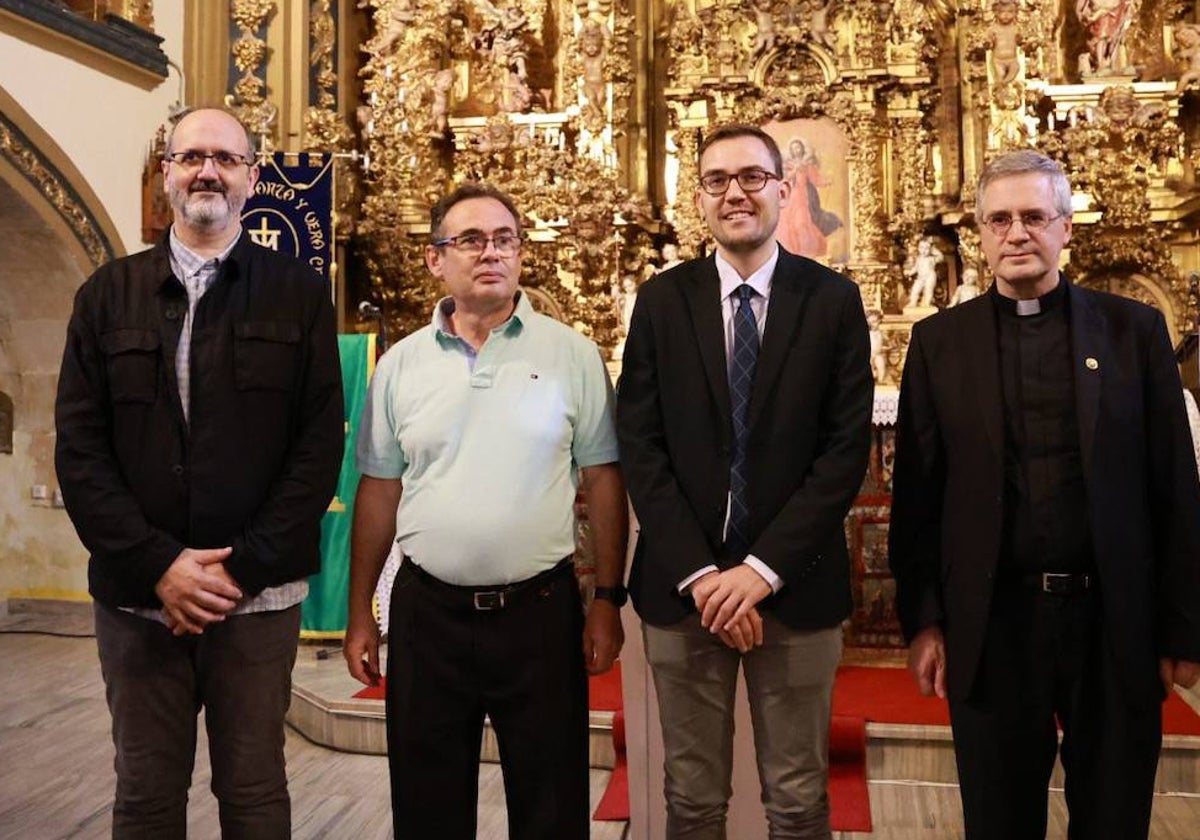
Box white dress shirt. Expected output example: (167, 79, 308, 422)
(677, 247, 785, 595)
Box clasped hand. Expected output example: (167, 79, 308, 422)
(691, 566, 772, 653)
(156, 547, 242, 636)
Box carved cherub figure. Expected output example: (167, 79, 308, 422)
(950, 267, 983, 306)
(750, 0, 777, 61)
(905, 236, 944, 309)
(495, 5, 531, 82)
(365, 0, 416, 56)
(988, 0, 1021, 84)
(580, 19, 608, 117)
(657, 243, 683, 273)
(809, 0, 837, 50)
(866, 309, 889, 384)
(1176, 25, 1200, 92)
(428, 68, 454, 136)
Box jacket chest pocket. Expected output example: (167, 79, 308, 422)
(234, 321, 302, 391)
(101, 329, 160, 403)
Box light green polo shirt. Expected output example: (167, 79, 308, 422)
(356, 291, 618, 585)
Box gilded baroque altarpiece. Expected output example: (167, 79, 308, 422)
(183, 0, 1200, 369)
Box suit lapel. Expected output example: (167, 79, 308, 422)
(682, 258, 732, 432)
(962, 296, 1004, 463)
(747, 253, 810, 431)
(1068, 282, 1105, 480)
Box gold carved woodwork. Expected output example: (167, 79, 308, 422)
(226, 0, 278, 145)
(349, 0, 646, 344)
(191, 0, 1200, 355)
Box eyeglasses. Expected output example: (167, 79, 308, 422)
(699, 169, 780, 196)
(165, 150, 256, 171)
(432, 231, 523, 257)
(981, 211, 1064, 237)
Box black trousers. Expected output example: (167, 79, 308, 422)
(94, 603, 300, 840)
(948, 584, 1162, 840)
(385, 558, 590, 840)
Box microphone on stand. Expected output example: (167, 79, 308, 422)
(357, 300, 388, 353)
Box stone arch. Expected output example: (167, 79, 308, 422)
(0, 84, 123, 271)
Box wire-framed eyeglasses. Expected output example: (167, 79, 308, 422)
(432, 231, 524, 257)
(699, 169, 781, 196)
(981, 211, 1064, 237)
(165, 150, 256, 171)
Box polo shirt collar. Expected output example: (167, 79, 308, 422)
(432, 290, 530, 346)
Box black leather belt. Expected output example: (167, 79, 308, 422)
(1020, 571, 1095, 595)
(404, 556, 574, 612)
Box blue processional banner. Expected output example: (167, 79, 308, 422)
(240, 152, 334, 278)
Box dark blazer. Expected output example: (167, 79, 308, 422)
(888, 280, 1200, 707)
(617, 247, 873, 629)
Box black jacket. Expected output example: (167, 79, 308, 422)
(888, 280, 1200, 706)
(617, 249, 874, 629)
(55, 232, 343, 608)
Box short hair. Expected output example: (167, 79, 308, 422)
(429, 182, 523, 239)
(698, 124, 784, 178)
(977, 150, 1073, 219)
(165, 106, 256, 159)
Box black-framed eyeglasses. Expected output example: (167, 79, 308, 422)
(699, 169, 780, 196)
(432, 231, 523, 257)
(981, 211, 1064, 237)
(165, 150, 256, 171)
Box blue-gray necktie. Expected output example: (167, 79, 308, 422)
(727, 283, 758, 561)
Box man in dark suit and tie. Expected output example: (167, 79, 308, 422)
(889, 148, 1200, 839)
(617, 124, 873, 840)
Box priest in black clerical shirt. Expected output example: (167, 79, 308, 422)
(889, 149, 1200, 840)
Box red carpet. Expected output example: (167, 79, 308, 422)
(592, 710, 630, 820)
(832, 665, 1200, 735)
(828, 714, 872, 832)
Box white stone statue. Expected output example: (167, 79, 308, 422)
(657, 243, 683, 273)
(613, 276, 640, 361)
(866, 309, 889, 384)
(905, 237, 944, 309)
(950, 267, 983, 306)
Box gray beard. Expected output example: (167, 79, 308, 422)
(175, 192, 238, 231)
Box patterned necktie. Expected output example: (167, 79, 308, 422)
(727, 283, 759, 561)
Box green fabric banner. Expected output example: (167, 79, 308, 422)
(301, 333, 376, 637)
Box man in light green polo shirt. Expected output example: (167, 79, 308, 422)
(343, 182, 628, 840)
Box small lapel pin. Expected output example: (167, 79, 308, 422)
(1085, 357, 1099, 370)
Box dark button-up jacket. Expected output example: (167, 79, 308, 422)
(55, 232, 343, 608)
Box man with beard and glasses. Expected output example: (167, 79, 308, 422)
(55, 106, 343, 839)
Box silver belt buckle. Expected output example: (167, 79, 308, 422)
(473, 590, 506, 611)
(1041, 573, 1083, 594)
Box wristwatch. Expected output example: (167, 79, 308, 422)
(593, 585, 628, 607)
